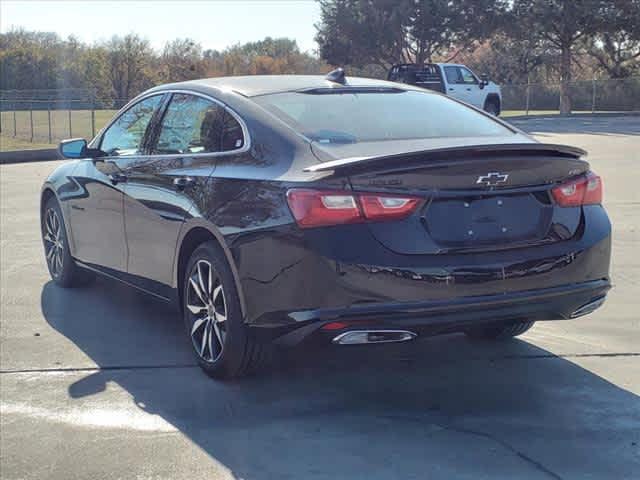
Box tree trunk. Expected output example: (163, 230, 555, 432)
(559, 45, 572, 115)
(415, 39, 426, 65)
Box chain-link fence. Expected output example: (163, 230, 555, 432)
(0, 100, 127, 144)
(502, 77, 640, 114)
(0, 91, 128, 147)
(1, 77, 639, 148)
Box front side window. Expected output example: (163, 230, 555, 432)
(153, 94, 244, 155)
(254, 90, 511, 144)
(100, 95, 163, 156)
(444, 66, 462, 84)
(459, 67, 478, 84)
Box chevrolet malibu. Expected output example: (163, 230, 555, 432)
(41, 71, 611, 379)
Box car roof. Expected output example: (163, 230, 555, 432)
(164, 75, 428, 97)
(391, 62, 467, 68)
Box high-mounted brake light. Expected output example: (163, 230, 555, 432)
(286, 189, 421, 228)
(551, 172, 603, 207)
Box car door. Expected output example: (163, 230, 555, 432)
(66, 94, 165, 274)
(443, 66, 480, 106)
(458, 66, 485, 108)
(121, 92, 244, 297)
(443, 66, 466, 101)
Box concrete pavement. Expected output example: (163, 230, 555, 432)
(1, 116, 639, 479)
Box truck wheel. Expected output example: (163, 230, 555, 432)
(484, 99, 500, 116)
(465, 321, 534, 340)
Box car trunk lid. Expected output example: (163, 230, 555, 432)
(308, 140, 588, 254)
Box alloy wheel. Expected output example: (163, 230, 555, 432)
(186, 259, 227, 363)
(43, 208, 64, 277)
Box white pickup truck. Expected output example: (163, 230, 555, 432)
(387, 63, 502, 116)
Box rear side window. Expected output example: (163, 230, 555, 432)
(254, 90, 511, 144)
(153, 93, 244, 155)
(100, 95, 163, 156)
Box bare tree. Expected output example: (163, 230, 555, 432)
(160, 38, 206, 82)
(106, 34, 155, 102)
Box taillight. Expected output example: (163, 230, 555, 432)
(359, 194, 421, 221)
(286, 189, 421, 228)
(551, 172, 603, 207)
(286, 189, 362, 228)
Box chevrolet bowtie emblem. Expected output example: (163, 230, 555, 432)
(476, 172, 509, 186)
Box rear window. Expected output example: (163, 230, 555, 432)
(254, 90, 511, 144)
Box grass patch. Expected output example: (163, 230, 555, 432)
(0, 135, 56, 151)
(0, 109, 116, 151)
(502, 110, 560, 117)
(501, 110, 627, 117)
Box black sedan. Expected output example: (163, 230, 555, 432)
(42, 71, 611, 379)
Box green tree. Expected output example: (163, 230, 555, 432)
(81, 46, 112, 103)
(315, 0, 506, 68)
(511, 0, 609, 113)
(0, 30, 61, 90)
(587, 0, 640, 78)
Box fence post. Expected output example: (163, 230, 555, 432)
(591, 78, 596, 114)
(13, 109, 17, 137)
(91, 100, 96, 138)
(29, 102, 34, 143)
(525, 78, 531, 116)
(68, 107, 72, 138)
(47, 104, 52, 144)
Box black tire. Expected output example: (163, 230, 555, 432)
(484, 99, 500, 116)
(182, 241, 269, 379)
(42, 197, 94, 288)
(465, 321, 535, 340)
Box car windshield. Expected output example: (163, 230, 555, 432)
(254, 89, 512, 144)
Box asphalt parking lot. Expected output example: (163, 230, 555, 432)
(1, 116, 639, 480)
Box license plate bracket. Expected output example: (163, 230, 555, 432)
(425, 194, 550, 246)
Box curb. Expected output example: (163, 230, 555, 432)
(506, 111, 640, 121)
(0, 149, 60, 165)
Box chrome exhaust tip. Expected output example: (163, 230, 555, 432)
(570, 296, 606, 318)
(332, 330, 417, 345)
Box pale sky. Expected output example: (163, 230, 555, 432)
(0, 0, 322, 53)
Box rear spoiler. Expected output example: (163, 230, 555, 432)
(304, 143, 587, 173)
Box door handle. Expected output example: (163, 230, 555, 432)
(466, 87, 472, 91)
(448, 88, 455, 91)
(109, 172, 128, 185)
(173, 176, 196, 190)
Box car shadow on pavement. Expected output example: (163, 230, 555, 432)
(40, 278, 640, 479)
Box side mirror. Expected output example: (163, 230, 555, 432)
(480, 74, 489, 89)
(59, 138, 88, 159)
(58, 138, 103, 159)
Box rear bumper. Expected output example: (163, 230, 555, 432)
(273, 279, 610, 346)
(231, 203, 611, 345)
